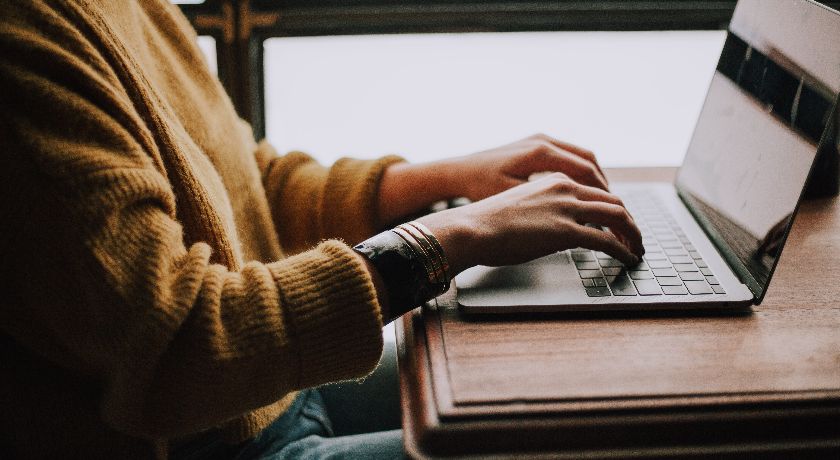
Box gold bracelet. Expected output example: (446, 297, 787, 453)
(396, 224, 446, 285)
(407, 221, 451, 285)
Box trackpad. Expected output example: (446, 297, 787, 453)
(455, 252, 584, 308)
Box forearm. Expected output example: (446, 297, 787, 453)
(377, 159, 461, 226)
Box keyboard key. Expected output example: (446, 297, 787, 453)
(652, 268, 677, 277)
(700, 267, 714, 276)
(578, 269, 603, 278)
(607, 275, 638, 296)
(665, 248, 687, 256)
(592, 277, 608, 287)
(689, 251, 702, 259)
(628, 261, 649, 271)
(629, 270, 654, 280)
(656, 277, 683, 286)
(571, 252, 595, 262)
(669, 255, 693, 264)
(571, 247, 589, 253)
(599, 258, 624, 268)
(679, 272, 705, 281)
(585, 286, 611, 297)
(673, 263, 699, 272)
(647, 259, 672, 269)
(582, 279, 595, 287)
(575, 261, 600, 270)
(663, 285, 689, 295)
(643, 243, 661, 252)
(685, 280, 713, 294)
(594, 252, 612, 259)
(661, 241, 683, 249)
(695, 259, 708, 268)
(684, 244, 696, 251)
(712, 285, 726, 294)
(705, 276, 719, 285)
(602, 267, 623, 276)
(644, 252, 668, 261)
(633, 279, 663, 295)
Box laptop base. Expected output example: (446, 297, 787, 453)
(456, 183, 754, 314)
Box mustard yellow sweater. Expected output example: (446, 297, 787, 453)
(0, 0, 403, 457)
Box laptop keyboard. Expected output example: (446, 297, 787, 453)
(571, 191, 725, 297)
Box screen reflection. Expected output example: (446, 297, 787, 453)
(675, 0, 839, 299)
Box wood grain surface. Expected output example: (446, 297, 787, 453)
(398, 167, 840, 458)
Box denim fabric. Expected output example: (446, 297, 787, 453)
(232, 389, 404, 460)
(171, 337, 405, 459)
(172, 389, 405, 460)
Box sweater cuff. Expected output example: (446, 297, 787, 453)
(268, 240, 384, 388)
(322, 155, 406, 245)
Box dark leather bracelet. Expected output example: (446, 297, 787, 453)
(353, 230, 441, 317)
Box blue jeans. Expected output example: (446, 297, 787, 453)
(171, 339, 405, 460)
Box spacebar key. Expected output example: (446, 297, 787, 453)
(608, 275, 638, 296)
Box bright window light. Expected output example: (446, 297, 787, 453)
(264, 31, 726, 167)
(196, 36, 217, 75)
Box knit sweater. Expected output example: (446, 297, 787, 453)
(0, 0, 404, 458)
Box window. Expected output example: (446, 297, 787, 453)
(177, 1, 839, 166)
(264, 31, 725, 167)
(196, 36, 218, 75)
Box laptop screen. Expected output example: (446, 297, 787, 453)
(675, 0, 840, 302)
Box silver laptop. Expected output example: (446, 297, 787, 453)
(456, 0, 840, 313)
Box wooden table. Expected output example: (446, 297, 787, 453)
(397, 168, 840, 459)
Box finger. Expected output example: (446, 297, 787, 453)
(535, 143, 609, 191)
(577, 204, 643, 257)
(572, 201, 644, 256)
(566, 182, 625, 208)
(571, 224, 639, 266)
(535, 134, 607, 184)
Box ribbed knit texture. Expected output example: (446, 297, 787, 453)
(0, 0, 404, 458)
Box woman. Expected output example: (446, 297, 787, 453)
(0, 0, 642, 458)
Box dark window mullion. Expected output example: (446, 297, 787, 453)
(177, 0, 241, 115)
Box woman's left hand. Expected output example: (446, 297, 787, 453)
(442, 133, 609, 202)
(377, 133, 609, 226)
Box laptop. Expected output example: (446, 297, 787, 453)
(456, 0, 840, 314)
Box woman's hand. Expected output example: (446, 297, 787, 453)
(377, 134, 609, 226)
(415, 173, 644, 276)
(443, 133, 610, 202)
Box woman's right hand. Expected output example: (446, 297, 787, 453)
(415, 172, 644, 276)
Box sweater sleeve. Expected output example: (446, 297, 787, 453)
(0, 2, 383, 439)
(254, 141, 405, 255)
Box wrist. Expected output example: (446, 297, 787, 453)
(424, 157, 469, 200)
(353, 225, 452, 320)
(415, 208, 480, 276)
(378, 160, 463, 225)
